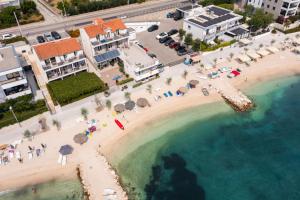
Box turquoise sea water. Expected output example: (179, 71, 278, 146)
(113, 76, 300, 200)
(0, 179, 84, 200)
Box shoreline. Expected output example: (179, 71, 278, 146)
(0, 49, 299, 198)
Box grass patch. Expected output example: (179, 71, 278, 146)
(279, 26, 300, 34)
(202, 40, 236, 52)
(0, 36, 28, 44)
(47, 72, 108, 106)
(0, 95, 48, 129)
(117, 78, 134, 85)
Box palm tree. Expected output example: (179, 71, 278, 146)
(213, 58, 217, 68)
(124, 92, 131, 100)
(146, 84, 152, 94)
(81, 108, 88, 120)
(182, 70, 188, 79)
(259, 43, 264, 49)
(106, 100, 112, 110)
(166, 77, 172, 85)
(23, 130, 32, 139)
(270, 39, 276, 45)
(52, 119, 61, 131)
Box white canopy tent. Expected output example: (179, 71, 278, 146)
(267, 46, 279, 53)
(257, 49, 270, 57)
(237, 54, 251, 63)
(247, 51, 261, 60)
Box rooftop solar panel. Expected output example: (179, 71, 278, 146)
(207, 6, 230, 16)
(94, 49, 120, 63)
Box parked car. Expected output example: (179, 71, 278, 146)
(1, 33, 16, 40)
(159, 36, 171, 44)
(36, 36, 45, 43)
(164, 38, 174, 46)
(166, 12, 174, 18)
(148, 24, 159, 32)
(175, 45, 185, 51)
(156, 32, 168, 40)
(169, 42, 180, 49)
(177, 48, 188, 56)
(168, 29, 178, 36)
(173, 13, 183, 21)
(51, 31, 61, 40)
(44, 32, 54, 41)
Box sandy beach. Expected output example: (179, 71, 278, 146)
(0, 44, 299, 199)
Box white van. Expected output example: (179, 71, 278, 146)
(1, 34, 16, 40)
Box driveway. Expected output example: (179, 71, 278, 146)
(136, 18, 183, 65)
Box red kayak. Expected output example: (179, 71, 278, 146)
(114, 119, 124, 130)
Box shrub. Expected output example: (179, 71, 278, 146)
(283, 26, 300, 34)
(117, 78, 134, 85)
(271, 29, 277, 34)
(47, 72, 108, 106)
(132, 82, 143, 88)
(68, 29, 80, 38)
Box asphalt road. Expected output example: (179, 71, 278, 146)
(0, 0, 189, 36)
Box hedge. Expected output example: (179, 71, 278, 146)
(117, 78, 134, 85)
(47, 72, 108, 106)
(203, 40, 236, 52)
(0, 36, 28, 44)
(0, 94, 48, 129)
(282, 26, 300, 34)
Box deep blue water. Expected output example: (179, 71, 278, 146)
(116, 76, 300, 200)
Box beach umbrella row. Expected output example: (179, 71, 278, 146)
(114, 98, 149, 113)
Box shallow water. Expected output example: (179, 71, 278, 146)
(0, 179, 84, 200)
(114, 76, 300, 200)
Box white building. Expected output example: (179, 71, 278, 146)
(80, 18, 130, 69)
(183, 5, 246, 42)
(32, 38, 87, 83)
(0, 46, 31, 102)
(121, 43, 163, 82)
(0, 0, 20, 9)
(247, 0, 264, 8)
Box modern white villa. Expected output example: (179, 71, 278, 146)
(80, 18, 130, 69)
(182, 5, 247, 42)
(32, 38, 88, 83)
(0, 46, 31, 102)
(0, 0, 21, 9)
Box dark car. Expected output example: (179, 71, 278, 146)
(148, 25, 159, 32)
(168, 29, 178, 36)
(159, 36, 171, 44)
(175, 45, 185, 51)
(164, 39, 174, 46)
(166, 12, 174, 18)
(36, 36, 45, 43)
(51, 31, 61, 40)
(177, 48, 188, 56)
(173, 13, 183, 21)
(169, 42, 180, 49)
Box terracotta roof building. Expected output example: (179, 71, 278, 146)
(32, 38, 88, 83)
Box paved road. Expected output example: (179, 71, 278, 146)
(0, 0, 189, 36)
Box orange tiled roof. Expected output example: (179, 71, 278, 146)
(84, 18, 127, 38)
(34, 38, 81, 60)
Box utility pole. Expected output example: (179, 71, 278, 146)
(13, 11, 23, 37)
(61, 0, 67, 17)
(127, 0, 129, 5)
(9, 106, 21, 127)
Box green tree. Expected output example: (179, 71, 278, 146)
(23, 130, 32, 139)
(81, 108, 88, 120)
(146, 84, 152, 94)
(106, 100, 112, 110)
(166, 77, 172, 85)
(0, 6, 19, 28)
(179, 28, 186, 41)
(192, 39, 201, 52)
(184, 33, 193, 46)
(21, 0, 37, 14)
(248, 9, 273, 31)
(124, 92, 131, 100)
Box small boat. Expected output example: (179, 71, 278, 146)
(114, 119, 124, 130)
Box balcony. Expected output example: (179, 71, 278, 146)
(42, 54, 86, 71)
(91, 33, 129, 47)
(0, 76, 25, 86)
(47, 63, 87, 81)
(6, 89, 32, 99)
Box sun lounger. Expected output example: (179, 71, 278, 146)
(9, 151, 14, 159)
(168, 91, 173, 96)
(163, 93, 168, 97)
(28, 151, 33, 160)
(57, 153, 63, 164)
(62, 155, 67, 166)
(16, 151, 21, 159)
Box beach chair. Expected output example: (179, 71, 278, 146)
(163, 93, 168, 97)
(16, 151, 21, 159)
(168, 91, 173, 96)
(62, 155, 67, 166)
(57, 153, 63, 164)
(28, 151, 33, 160)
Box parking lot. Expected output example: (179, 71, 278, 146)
(27, 30, 70, 45)
(136, 18, 183, 65)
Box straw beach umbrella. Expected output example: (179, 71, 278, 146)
(59, 145, 73, 155)
(114, 104, 125, 113)
(189, 80, 199, 88)
(178, 87, 188, 94)
(125, 100, 135, 110)
(73, 133, 88, 145)
(137, 98, 149, 108)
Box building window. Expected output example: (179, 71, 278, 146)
(188, 25, 191, 30)
(275, 0, 278, 2)
(267, 4, 270, 8)
(273, 6, 275, 10)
